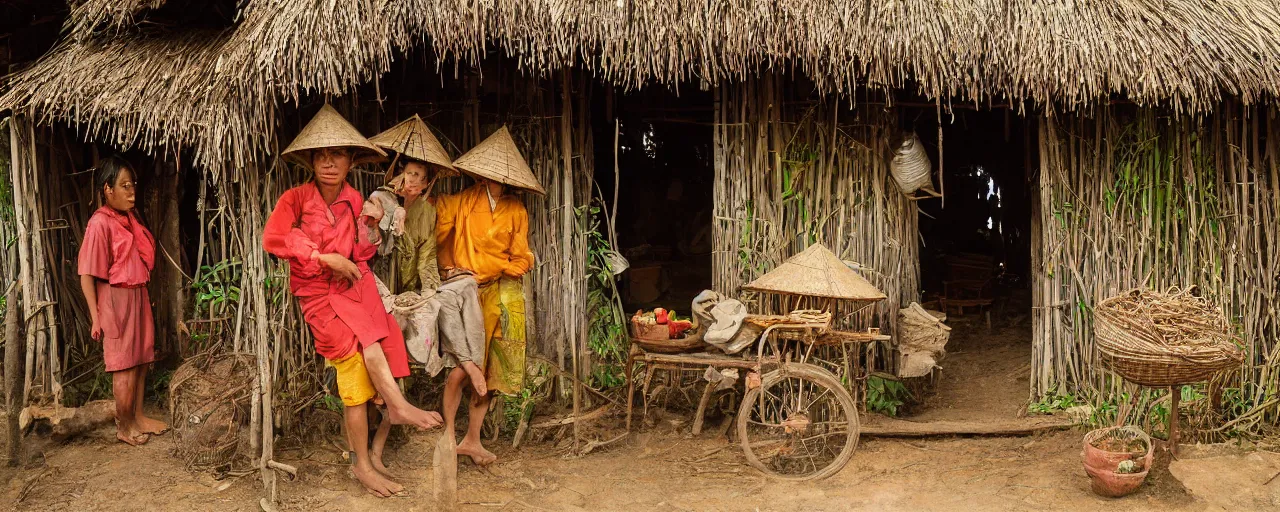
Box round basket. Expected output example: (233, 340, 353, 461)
(169, 353, 255, 470)
(1093, 291, 1244, 387)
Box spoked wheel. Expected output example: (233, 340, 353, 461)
(737, 363, 859, 481)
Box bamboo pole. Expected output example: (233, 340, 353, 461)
(560, 68, 581, 452)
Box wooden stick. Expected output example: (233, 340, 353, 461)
(530, 404, 610, 429)
(266, 460, 297, 480)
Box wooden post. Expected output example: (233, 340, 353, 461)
(1168, 385, 1179, 457)
(560, 68, 581, 453)
(240, 165, 276, 505)
(5, 285, 24, 466)
(9, 116, 46, 404)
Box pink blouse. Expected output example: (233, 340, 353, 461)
(77, 206, 156, 287)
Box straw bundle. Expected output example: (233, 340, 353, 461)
(889, 133, 935, 195)
(1093, 288, 1244, 387)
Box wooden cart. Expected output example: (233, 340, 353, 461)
(624, 311, 890, 481)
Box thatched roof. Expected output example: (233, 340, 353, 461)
(64, 0, 166, 41)
(5, 1, 1280, 174)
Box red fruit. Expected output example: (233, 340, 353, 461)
(655, 308, 668, 324)
(669, 320, 693, 338)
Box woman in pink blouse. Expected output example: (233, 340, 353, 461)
(77, 156, 168, 446)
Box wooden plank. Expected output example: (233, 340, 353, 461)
(860, 417, 1075, 438)
(636, 352, 763, 370)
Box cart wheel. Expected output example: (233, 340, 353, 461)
(737, 363, 859, 481)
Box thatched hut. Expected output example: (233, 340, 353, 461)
(2, 0, 1278, 499)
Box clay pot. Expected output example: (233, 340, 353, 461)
(1083, 460, 1151, 498)
(1082, 426, 1154, 498)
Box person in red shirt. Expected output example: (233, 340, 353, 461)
(262, 105, 441, 498)
(77, 155, 170, 447)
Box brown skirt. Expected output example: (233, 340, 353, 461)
(95, 283, 155, 372)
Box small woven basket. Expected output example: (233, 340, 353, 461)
(1093, 291, 1244, 387)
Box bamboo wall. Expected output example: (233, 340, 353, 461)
(1034, 105, 1280, 433)
(2, 61, 592, 499)
(712, 74, 921, 369)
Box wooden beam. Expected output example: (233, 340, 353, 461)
(860, 417, 1075, 438)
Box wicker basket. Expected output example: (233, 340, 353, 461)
(169, 353, 255, 470)
(1093, 294, 1244, 387)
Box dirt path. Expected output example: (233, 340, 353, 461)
(3, 420, 1202, 511)
(0, 316, 1212, 511)
(906, 317, 1033, 424)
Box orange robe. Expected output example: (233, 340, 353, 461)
(433, 183, 532, 394)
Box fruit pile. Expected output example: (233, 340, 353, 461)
(632, 307, 695, 339)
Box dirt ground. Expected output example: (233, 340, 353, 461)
(906, 315, 1033, 424)
(0, 320, 1271, 511)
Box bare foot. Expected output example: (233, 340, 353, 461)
(116, 429, 150, 447)
(456, 439, 497, 466)
(387, 405, 443, 430)
(135, 415, 169, 436)
(461, 361, 488, 396)
(371, 451, 394, 479)
(353, 464, 403, 498)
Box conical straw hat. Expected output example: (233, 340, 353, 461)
(742, 244, 887, 301)
(452, 126, 546, 195)
(282, 104, 386, 168)
(368, 114, 458, 176)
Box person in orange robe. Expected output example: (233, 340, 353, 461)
(262, 105, 440, 498)
(77, 155, 170, 446)
(434, 177, 535, 465)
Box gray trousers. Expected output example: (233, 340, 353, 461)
(395, 275, 486, 377)
(435, 275, 486, 367)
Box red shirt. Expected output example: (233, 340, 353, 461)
(78, 206, 156, 287)
(262, 183, 389, 360)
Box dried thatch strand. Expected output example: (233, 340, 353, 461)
(64, 0, 167, 41)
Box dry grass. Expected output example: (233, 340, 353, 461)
(10, 1, 1280, 180)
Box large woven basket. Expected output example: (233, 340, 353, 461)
(169, 353, 255, 470)
(1093, 293, 1244, 387)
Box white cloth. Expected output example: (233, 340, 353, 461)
(375, 274, 486, 377)
(690, 290, 760, 354)
(363, 188, 405, 256)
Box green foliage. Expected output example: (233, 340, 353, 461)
(781, 145, 819, 244)
(867, 375, 910, 417)
(577, 204, 628, 390)
(504, 388, 536, 431)
(314, 393, 343, 412)
(192, 259, 242, 317)
(1028, 388, 1079, 414)
(146, 368, 174, 404)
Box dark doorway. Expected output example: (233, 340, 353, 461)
(593, 86, 715, 312)
(900, 106, 1038, 423)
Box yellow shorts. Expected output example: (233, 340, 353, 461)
(328, 351, 376, 407)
